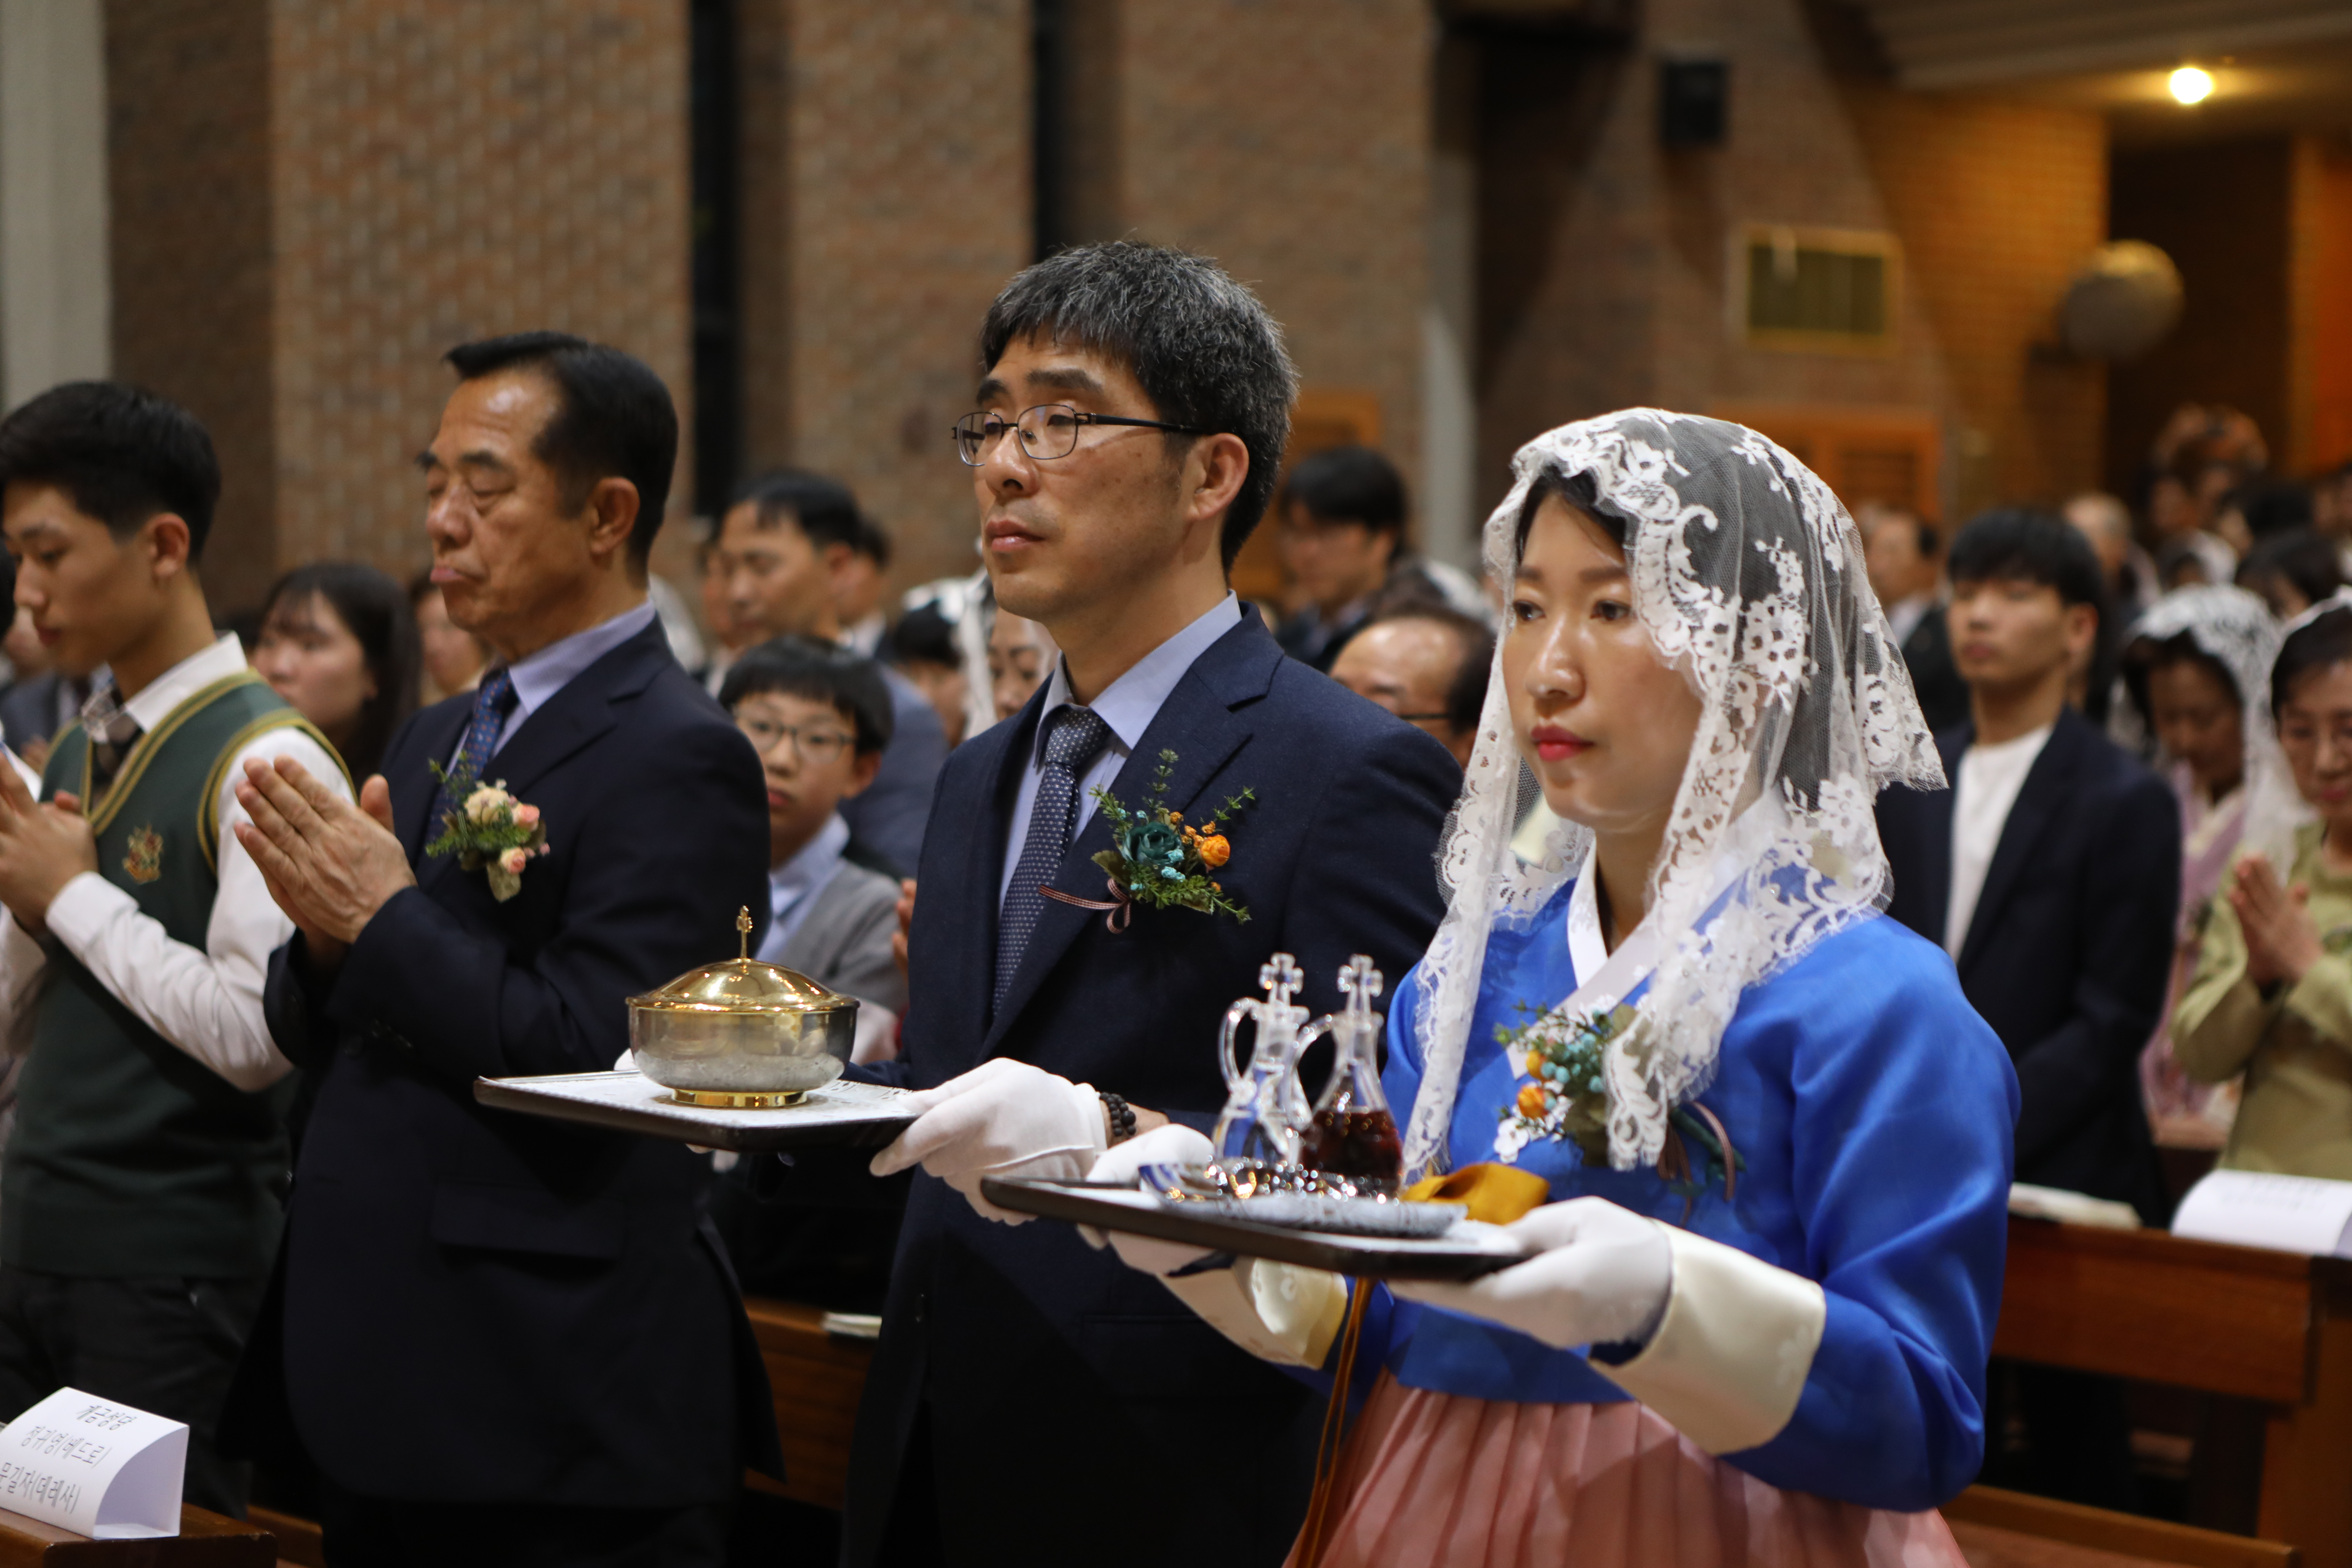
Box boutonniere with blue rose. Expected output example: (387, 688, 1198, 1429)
(1042, 748, 1255, 931)
(425, 760, 549, 902)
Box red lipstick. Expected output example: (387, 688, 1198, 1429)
(1530, 724, 1590, 763)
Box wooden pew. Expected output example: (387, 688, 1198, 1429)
(740, 1296, 875, 1512)
(1948, 1486, 2297, 1568)
(0, 1504, 275, 1565)
(1994, 1217, 2352, 1567)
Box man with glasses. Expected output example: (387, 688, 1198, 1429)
(840, 243, 1458, 1566)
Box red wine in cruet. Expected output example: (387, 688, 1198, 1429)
(1300, 1104, 1402, 1193)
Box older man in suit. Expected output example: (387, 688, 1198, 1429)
(839, 244, 1458, 1568)
(226, 333, 778, 1567)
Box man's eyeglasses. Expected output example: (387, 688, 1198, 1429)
(737, 716, 855, 762)
(952, 404, 1207, 466)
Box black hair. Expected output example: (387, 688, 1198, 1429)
(442, 331, 677, 568)
(0, 382, 220, 561)
(1513, 469, 1623, 562)
(720, 635, 895, 757)
(2120, 630, 2243, 733)
(1945, 508, 2106, 614)
(2239, 528, 2345, 612)
(978, 240, 1297, 573)
(726, 469, 863, 553)
(2274, 605, 2352, 724)
(853, 515, 893, 569)
(259, 562, 423, 779)
(2232, 478, 2315, 540)
(883, 603, 961, 671)
(1284, 446, 1407, 537)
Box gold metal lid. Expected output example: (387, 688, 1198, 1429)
(627, 907, 857, 1015)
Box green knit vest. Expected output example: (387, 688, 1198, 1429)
(2, 671, 342, 1278)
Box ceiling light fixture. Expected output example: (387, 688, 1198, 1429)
(2170, 65, 2214, 105)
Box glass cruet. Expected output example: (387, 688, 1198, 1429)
(1297, 954, 1403, 1194)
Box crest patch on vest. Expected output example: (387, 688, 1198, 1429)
(123, 825, 163, 885)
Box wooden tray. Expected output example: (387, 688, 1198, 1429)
(979, 1178, 1528, 1280)
(472, 1071, 919, 1153)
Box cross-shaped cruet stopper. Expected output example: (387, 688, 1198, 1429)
(736, 905, 753, 961)
(1258, 952, 1303, 1011)
(1339, 954, 1383, 1026)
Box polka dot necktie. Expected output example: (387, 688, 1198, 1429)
(431, 667, 519, 826)
(994, 705, 1111, 1013)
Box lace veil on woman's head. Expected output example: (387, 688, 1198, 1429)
(2113, 584, 2302, 865)
(1404, 410, 1944, 1180)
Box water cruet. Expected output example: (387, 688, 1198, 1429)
(1208, 953, 1314, 1178)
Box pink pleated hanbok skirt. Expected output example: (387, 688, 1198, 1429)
(1288, 1376, 1968, 1568)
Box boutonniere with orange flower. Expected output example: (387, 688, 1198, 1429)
(424, 760, 549, 902)
(1041, 749, 1255, 931)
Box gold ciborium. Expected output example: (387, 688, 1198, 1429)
(627, 908, 858, 1107)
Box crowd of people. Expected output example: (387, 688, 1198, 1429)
(0, 238, 2343, 1567)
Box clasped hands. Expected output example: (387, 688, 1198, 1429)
(232, 759, 413, 969)
(2231, 851, 2322, 991)
(0, 759, 97, 936)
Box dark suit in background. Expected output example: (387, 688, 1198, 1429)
(1878, 707, 2178, 1221)
(231, 621, 782, 1559)
(1876, 706, 2179, 1510)
(843, 610, 1456, 1568)
(1898, 607, 1970, 737)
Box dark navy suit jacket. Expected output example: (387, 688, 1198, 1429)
(231, 620, 783, 1506)
(1876, 707, 2180, 1223)
(841, 609, 1457, 1568)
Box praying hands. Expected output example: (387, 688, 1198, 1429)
(0, 761, 95, 936)
(233, 757, 413, 969)
(2231, 852, 2323, 990)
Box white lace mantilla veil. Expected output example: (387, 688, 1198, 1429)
(2113, 584, 2305, 867)
(1402, 410, 1946, 1181)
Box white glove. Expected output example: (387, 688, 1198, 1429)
(1082, 1123, 1218, 1274)
(1392, 1197, 1672, 1350)
(869, 1058, 1107, 1223)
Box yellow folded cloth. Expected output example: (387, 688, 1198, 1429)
(1405, 1163, 1552, 1225)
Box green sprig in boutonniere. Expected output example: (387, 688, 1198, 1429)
(425, 760, 549, 902)
(1495, 1001, 1745, 1216)
(1040, 749, 1255, 931)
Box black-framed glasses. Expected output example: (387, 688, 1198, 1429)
(952, 404, 1208, 466)
(736, 714, 856, 762)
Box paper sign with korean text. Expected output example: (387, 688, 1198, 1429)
(0, 1387, 184, 1539)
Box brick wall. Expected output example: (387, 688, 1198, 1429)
(735, 0, 1031, 590)
(1102, 0, 1431, 519)
(269, 0, 692, 596)
(1466, 0, 2108, 523)
(107, 0, 691, 615)
(106, 0, 278, 611)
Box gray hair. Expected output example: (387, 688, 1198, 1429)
(979, 241, 1298, 570)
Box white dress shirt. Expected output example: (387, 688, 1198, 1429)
(0, 634, 352, 1091)
(998, 594, 1244, 909)
(488, 600, 658, 757)
(1943, 722, 2054, 959)
(758, 813, 849, 964)
(1883, 593, 1933, 650)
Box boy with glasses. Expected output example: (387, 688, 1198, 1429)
(720, 637, 904, 1015)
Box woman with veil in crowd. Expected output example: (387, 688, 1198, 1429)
(1088, 410, 2018, 1566)
(2113, 587, 2292, 1144)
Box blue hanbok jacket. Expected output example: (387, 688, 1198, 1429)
(1349, 878, 2019, 1513)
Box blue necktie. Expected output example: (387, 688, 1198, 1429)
(432, 668, 519, 825)
(995, 706, 1111, 1012)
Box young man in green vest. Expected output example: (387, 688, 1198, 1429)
(0, 382, 351, 1516)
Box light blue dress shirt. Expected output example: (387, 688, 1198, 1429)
(997, 594, 1243, 910)
(759, 813, 850, 962)
(488, 600, 660, 757)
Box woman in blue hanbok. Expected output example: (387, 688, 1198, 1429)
(1092, 411, 2019, 1566)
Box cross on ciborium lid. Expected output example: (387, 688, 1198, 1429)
(1339, 954, 1383, 1023)
(1258, 953, 1303, 1011)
